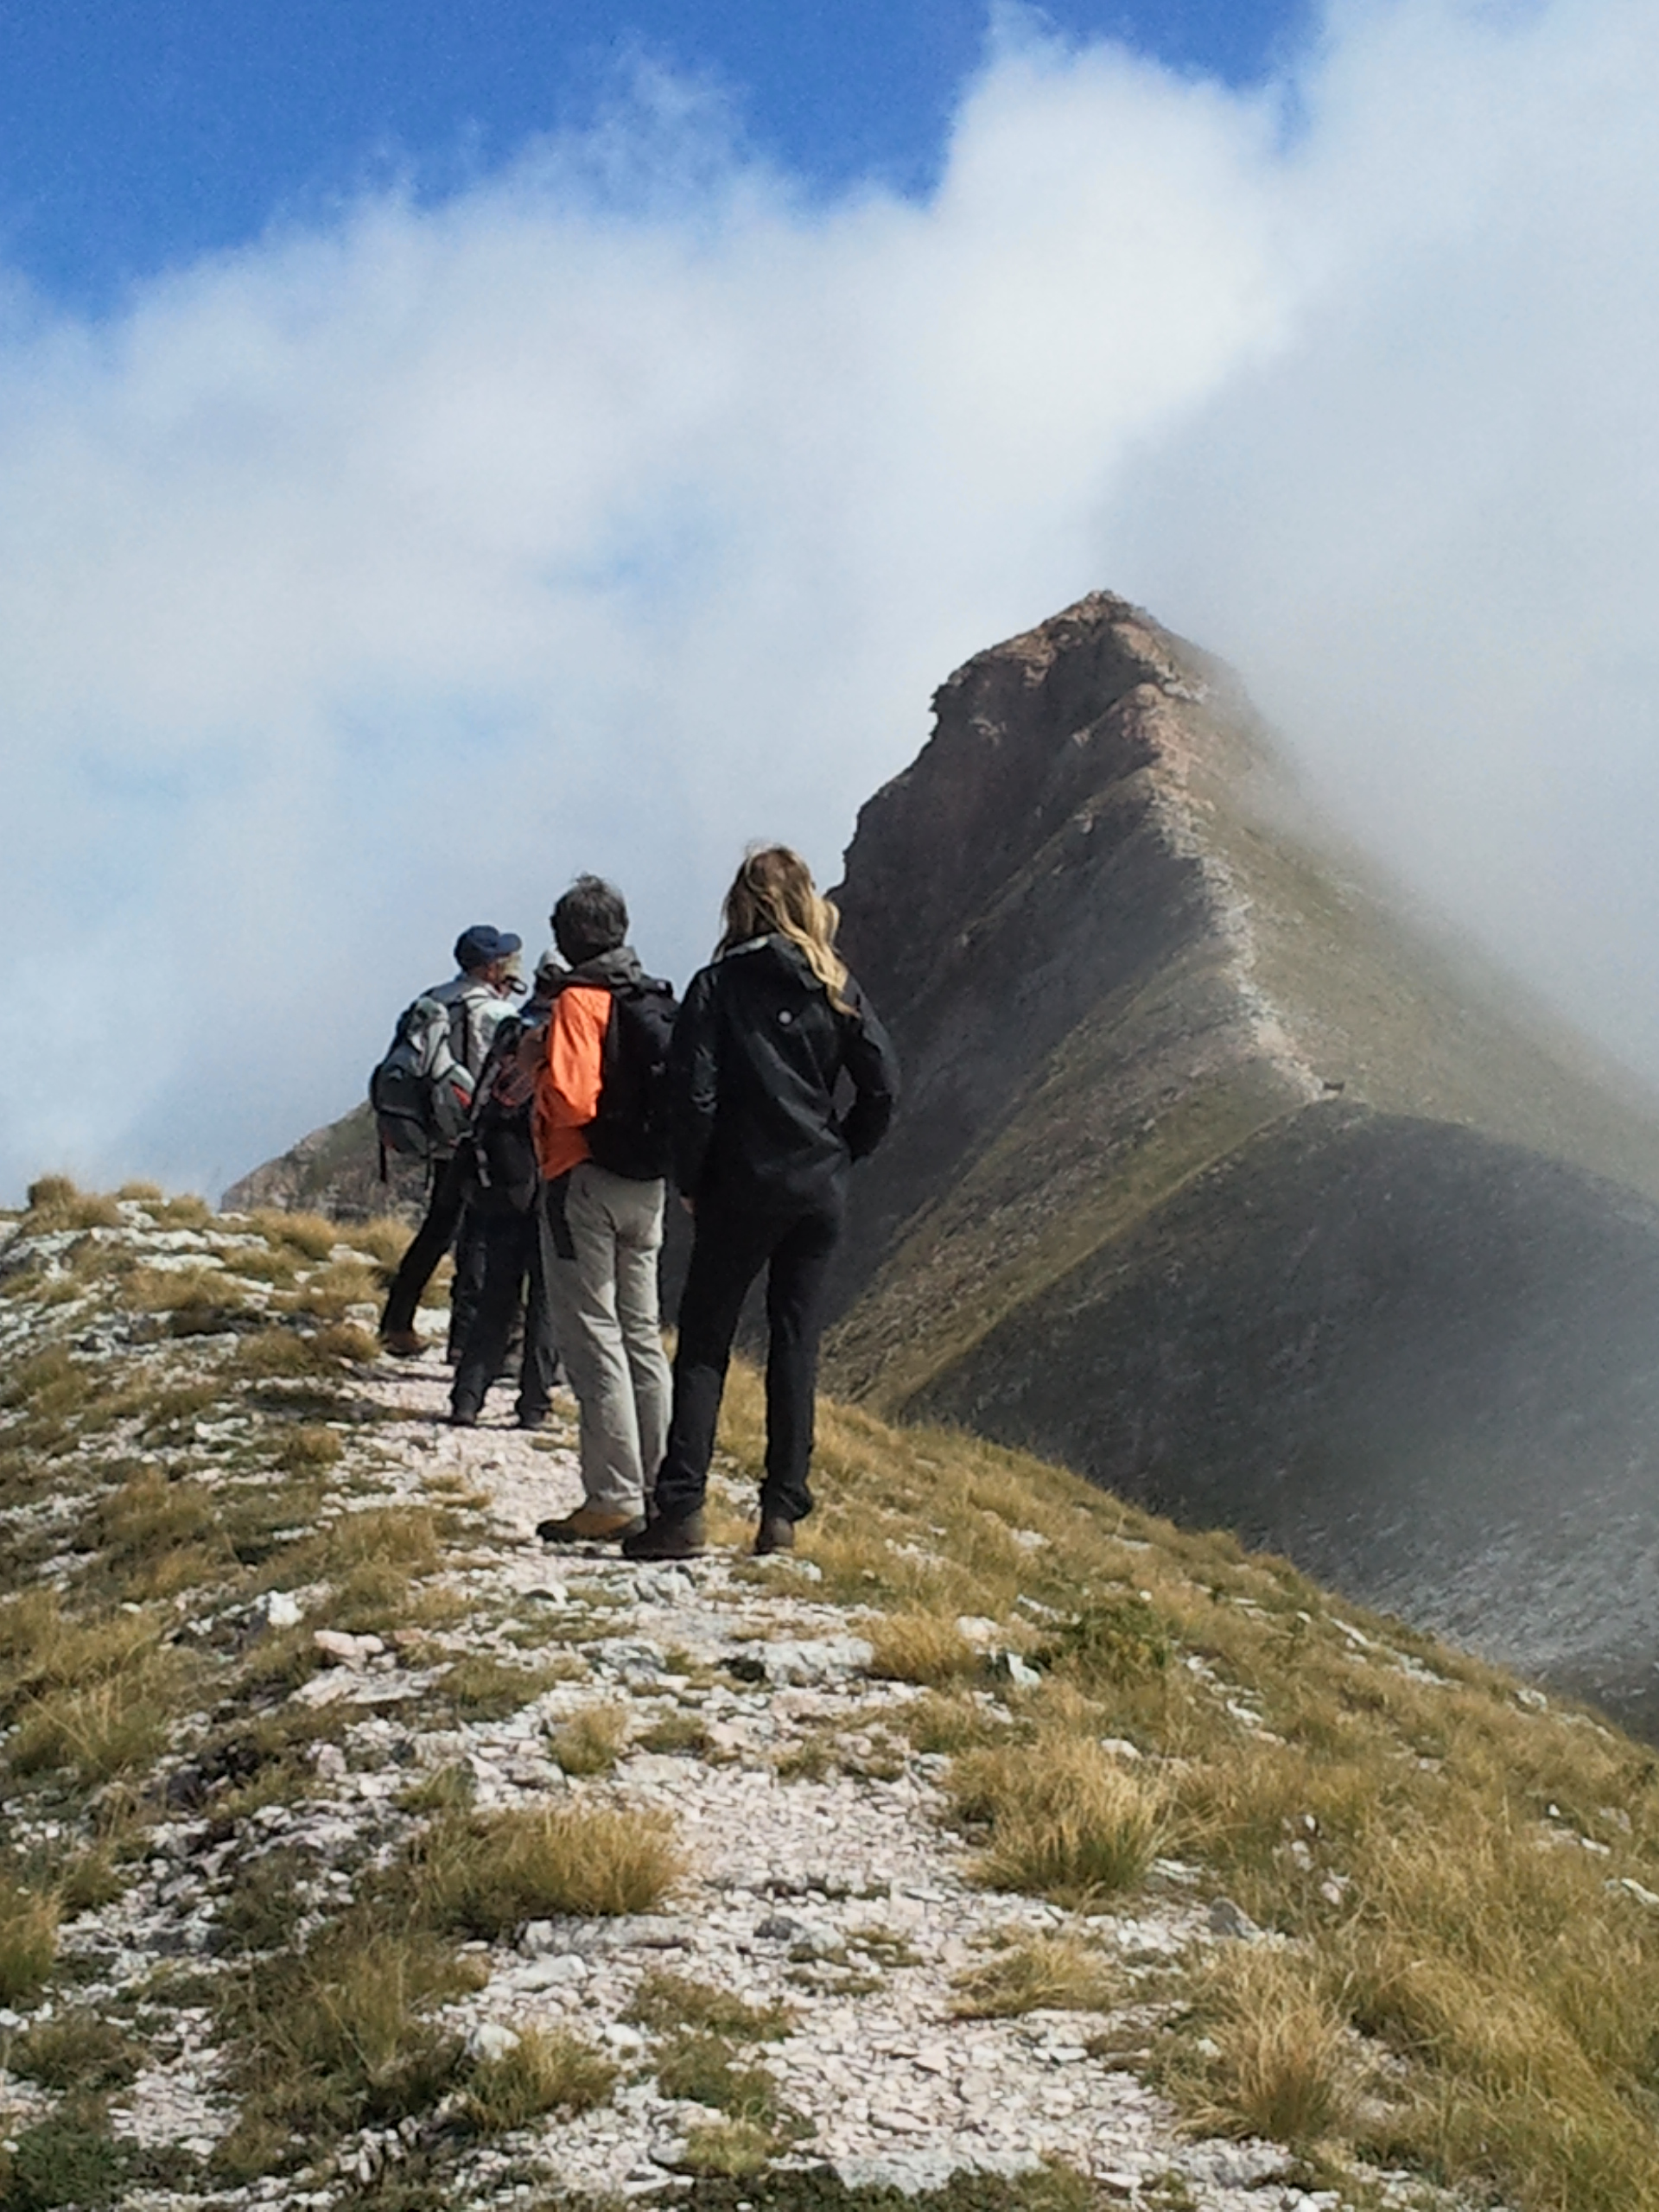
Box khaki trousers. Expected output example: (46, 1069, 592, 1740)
(540, 1163, 671, 1516)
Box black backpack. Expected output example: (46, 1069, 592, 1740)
(467, 1020, 542, 1213)
(588, 978, 679, 1180)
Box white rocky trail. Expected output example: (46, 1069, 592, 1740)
(0, 1204, 1476, 2212)
(292, 1346, 1280, 2207)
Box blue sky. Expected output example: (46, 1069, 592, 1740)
(1, 1, 1306, 306)
(2, 0, 1657, 1200)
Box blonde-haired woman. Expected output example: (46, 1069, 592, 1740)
(624, 847, 899, 1559)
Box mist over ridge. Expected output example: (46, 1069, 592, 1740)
(2, 0, 1657, 1201)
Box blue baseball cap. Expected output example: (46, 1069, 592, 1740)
(454, 925, 523, 969)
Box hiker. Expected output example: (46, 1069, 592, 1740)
(378, 925, 523, 1358)
(448, 951, 565, 1430)
(527, 876, 677, 1544)
(623, 846, 899, 1562)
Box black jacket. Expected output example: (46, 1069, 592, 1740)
(671, 934, 899, 1209)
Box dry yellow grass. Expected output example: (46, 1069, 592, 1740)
(953, 1933, 1122, 2018)
(10, 1662, 182, 1782)
(15, 1188, 1659, 2210)
(461, 2024, 617, 2130)
(949, 1734, 1166, 1903)
(246, 1209, 340, 1262)
(866, 1610, 982, 1687)
(0, 1590, 164, 1705)
(0, 1879, 58, 2005)
(550, 1702, 631, 1775)
(1169, 1942, 1353, 2145)
(410, 1802, 683, 1935)
(121, 1265, 251, 1318)
(675, 2118, 777, 2177)
(216, 1927, 482, 2156)
(345, 1216, 416, 1272)
(21, 1177, 122, 1231)
(701, 1356, 1659, 2209)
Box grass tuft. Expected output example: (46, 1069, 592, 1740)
(1165, 1942, 1352, 2145)
(461, 2024, 617, 2131)
(550, 1703, 631, 1775)
(276, 1424, 343, 1471)
(953, 1934, 1122, 2018)
(950, 1734, 1164, 1903)
(216, 1927, 481, 2155)
(410, 1802, 683, 1935)
(0, 2099, 128, 2209)
(866, 1611, 982, 1687)
(247, 1209, 341, 1262)
(656, 2031, 786, 2127)
(627, 1970, 792, 2040)
(675, 2118, 777, 2177)
(438, 1654, 562, 1722)
(9, 2009, 143, 2090)
(22, 1176, 122, 1230)
(0, 1878, 58, 2003)
(1034, 1596, 1172, 1685)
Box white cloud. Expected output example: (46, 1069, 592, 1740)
(0, 0, 1655, 1198)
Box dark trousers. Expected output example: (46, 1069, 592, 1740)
(451, 1201, 559, 1421)
(381, 1152, 484, 1346)
(653, 1187, 844, 1527)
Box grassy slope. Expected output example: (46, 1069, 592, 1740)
(725, 1368, 1659, 2210)
(4, 1185, 1659, 2208)
(839, 695, 1659, 1422)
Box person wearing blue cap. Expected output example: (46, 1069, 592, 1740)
(378, 925, 524, 1357)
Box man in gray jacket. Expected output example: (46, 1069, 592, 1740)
(379, 925, 522, 1357)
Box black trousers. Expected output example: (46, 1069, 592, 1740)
(653, 1185, 844, 1527)
(380, 1152, 485, 1346)
(451, 1200, 559, 1420)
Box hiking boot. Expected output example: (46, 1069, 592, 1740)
(448, 1401, 480, 1429)
(537, 1504, 646, 1544)
(515, 1408, 550, 1432)
(621, 1510, 707, 1561)
(380, 1328, 425, 1358)
(754, 1513, 796, 1555)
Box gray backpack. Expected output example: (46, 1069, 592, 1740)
(369, 995, 476, 1163)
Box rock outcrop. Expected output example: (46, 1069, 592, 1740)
(223, 1101, 425, 1222)
(825, 592, 1659, 1731)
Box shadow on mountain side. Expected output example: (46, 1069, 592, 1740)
(911, 1104, 1659, 1734)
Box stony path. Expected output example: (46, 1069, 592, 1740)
(182, 1337, 1363, 2210)
(0, 1205, 1469, 2212)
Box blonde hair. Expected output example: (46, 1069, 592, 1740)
(720, 846, 852, 1014)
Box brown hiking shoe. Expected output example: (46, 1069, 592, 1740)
(379, 1328, 425, 1358)
(754, 1514, 796, 1555)
(537, 1504, 646, 1545)
(621, 1510, 707, 1560)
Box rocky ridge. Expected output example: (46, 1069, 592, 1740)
(823, 593, 1659, 1730)
(0, 1192, 1568, 2212)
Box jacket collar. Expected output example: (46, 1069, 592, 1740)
(553, 944, 645, 993)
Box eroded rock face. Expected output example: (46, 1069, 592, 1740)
(222, 1101, 425, 1222)
(826, 592, 1659, 1728)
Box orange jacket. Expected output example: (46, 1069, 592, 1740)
(531, 985, 611, 1180)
